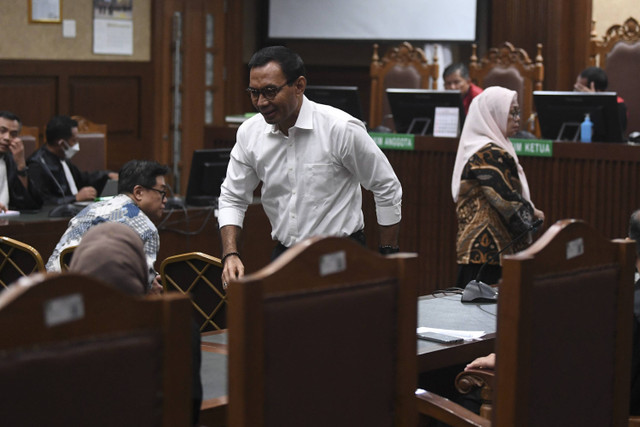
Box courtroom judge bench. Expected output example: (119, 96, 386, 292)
(205, 125, 640, 295)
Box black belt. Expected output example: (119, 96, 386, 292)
(273, 229, 366, 260)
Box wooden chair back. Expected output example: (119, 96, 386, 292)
(160, 252, 226, 331)
(590, 17, 640, 135)
(18, 125, 39, 159)
(369, 41, 439, 130)
(0, 236, 45, 289)
(469, 42, 544, 132)
(0, 272, 193, 426)
(417, 219, 635, 426)
(70, 115, 108, 171)
(59, 244, 78, 272)
(494, 219, 634, 426)
(228, 236, 418, 427)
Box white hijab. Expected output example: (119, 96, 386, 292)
(451, 86, 531, 204)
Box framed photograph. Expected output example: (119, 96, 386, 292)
(29, 0, 62, 23)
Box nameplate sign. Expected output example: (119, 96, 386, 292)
(510, 138, 553, 157)
(369, 133, 415, 151)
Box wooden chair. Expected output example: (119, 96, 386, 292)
(18, 125, 39, 159)
(160, 252, 226, 331)
(417, 219, 635, 426)
(228, 236, 418, 427)
(0, 272, 193, 426)
(369, 41, 439, 130)
(590, 17, 640, 134)
(59, 244, 78, 272)
(0, 236, 45, 289)
(70, 115, 108, 171)
(469, 42, 544, 133)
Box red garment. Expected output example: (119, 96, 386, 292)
(463, 83, 483, 115)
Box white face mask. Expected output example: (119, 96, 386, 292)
(62, 141, 80, 160)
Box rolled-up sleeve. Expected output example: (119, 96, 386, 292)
(217, 141, 260, 229)
(342, 122, 402, 226)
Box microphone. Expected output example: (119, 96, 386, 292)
(461, 218, 543, 303)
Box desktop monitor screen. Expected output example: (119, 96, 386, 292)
(533, 91, 624, 142)
(386, 89, 464, 135)
(304, 85, 365, 121)
(185, 148, 232, 206)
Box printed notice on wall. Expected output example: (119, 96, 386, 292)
(92, 0, 134, 55)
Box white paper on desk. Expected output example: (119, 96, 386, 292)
(433, 107, 460, 138)
(417, 327, 485, 341)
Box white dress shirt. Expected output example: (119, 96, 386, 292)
(218, 96, 402, 247)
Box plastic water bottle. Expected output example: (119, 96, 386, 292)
(581, 113, 593, 143)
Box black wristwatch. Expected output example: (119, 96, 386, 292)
(379, 245, 400, 255)
(16, 166, 28, 177)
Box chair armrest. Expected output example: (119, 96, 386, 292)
(416, 389, 491, 427)
(456, 368, 495, 396)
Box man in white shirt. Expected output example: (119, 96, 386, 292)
(218, 46, 403, 287)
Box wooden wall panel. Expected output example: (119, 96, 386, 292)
(69, 76, 142, 168)
(0, 77, 58, 134)
(490, 0, 592, 92)
(0, 60, 154, 172)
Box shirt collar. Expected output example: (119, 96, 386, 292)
(264, 95, 313, 135)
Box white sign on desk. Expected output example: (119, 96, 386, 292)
(433, 107, 460, 138)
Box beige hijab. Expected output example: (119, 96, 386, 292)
(69, 222, 148, 295)
(451, 86, 531, 204)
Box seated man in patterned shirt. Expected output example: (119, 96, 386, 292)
(46, 159, 169, 293)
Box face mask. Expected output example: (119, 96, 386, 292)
(62, 141, 80, 160)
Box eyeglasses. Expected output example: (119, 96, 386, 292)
(246, 81, 292, 101)
(143, 186, 167, 200)
(509, 108, 521, 119)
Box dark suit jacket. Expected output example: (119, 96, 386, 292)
(2, 152, 42, 210)
(27, 146, 109, 205)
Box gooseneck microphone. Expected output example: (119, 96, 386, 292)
(461, 218, 543, 303)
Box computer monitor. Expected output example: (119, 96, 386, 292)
(533, 91, 624, 142)
(304, 85, 365, 121)
(385, 89, 464, 135)
(185, 148, 232, 206)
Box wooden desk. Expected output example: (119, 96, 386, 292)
(206, 125, 640, 295)
(0, 203, 273, 275)
(197, 294, 497, 425)
(416, 294, 496, 373)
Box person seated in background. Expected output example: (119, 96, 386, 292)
(443, 63, 483, 116)
(574, 66, 628, 134)
(68, 222, 203, 425)
(45, 159, 169, 293)
(0, 111, 42, 212)
(27, 115, 118, 205)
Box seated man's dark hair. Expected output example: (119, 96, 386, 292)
(248, 46, 307, 83)
(0, 111, 21, 124)
(580, 66, 608, 91)
(443, 63, 470, 79)
(46, 115, 78, 145)
(117, 160, 170, 194)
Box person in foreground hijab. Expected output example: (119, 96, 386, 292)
(69, 222, 203, 425)
(451, 86, 544, 287)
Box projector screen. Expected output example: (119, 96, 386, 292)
(268, 0, 477, 41)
